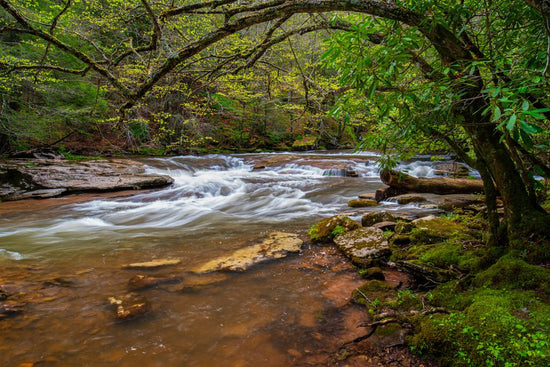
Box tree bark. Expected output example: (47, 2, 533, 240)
(380, 170, 484, 195)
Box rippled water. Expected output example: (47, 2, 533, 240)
(0, 151, 441, 366)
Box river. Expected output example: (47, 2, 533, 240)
(0, 151, 440, 366)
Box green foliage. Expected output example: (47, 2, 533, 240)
(411, 289, 550, 366)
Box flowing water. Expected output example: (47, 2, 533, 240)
(0, 151, 442, 366)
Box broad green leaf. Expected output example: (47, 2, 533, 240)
(506, 114, 517, 130)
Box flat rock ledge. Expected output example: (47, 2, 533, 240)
(193, 232, 303, 273)
(0, 158, 174, 201)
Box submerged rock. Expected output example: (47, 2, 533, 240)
(333, 227, 391, 267)
(108, 293, 151, 320)
(177, 273, 230, 292)
(128, 274, 183, 291)
(192, 232, 303, 273)
(122, 259, 181, 270)
(0, 301, 25, 317)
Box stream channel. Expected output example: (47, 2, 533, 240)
(0, 151, 443, 366)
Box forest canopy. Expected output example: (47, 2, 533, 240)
(1, 0, 550, 255)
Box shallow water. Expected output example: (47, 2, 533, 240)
(0, 151, 440, 366)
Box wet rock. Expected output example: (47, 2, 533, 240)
(309, 215, 361, 243)
(0, 159, 174, 201)
(108, 292, 151, 320)
(122, 258, 181, 270)
(333, 227, 391, 267)
(361, 211, 399, 227)
(358, 192, 376, 200)
(348, 199, 379, 208)
(430, 194, 483, 211)
(128, 274, 183, 291)
(0, 301, 25, 317)
(373, 221, 397, 231)
(393, 193, 428, 204)
(193, 232, 303, 273)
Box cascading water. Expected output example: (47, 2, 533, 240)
(0, 151, 450, 366)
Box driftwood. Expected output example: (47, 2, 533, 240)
(380, 170, 484, 196)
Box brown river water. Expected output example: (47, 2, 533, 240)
(0, 152, 440, 366)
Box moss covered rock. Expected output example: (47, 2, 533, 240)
(333, 227, 391, 266)
(411, 215, 467, 238)
(348, 198, 379, 208)
(361, 211, 398, 227)
(308, 215, 360, 243)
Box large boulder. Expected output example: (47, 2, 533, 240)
(192, 232, 303, 273)
(0, 159, 174, 201)
(333, 227, 391, 267)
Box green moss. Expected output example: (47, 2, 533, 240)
(410, 289, 550, 367)
(419, 241, 483, 272)
(474, 254, 550, 299)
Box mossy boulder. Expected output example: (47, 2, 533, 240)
(333, 227, 391, 266)
(308, 215, 360, 243)
(348, 198, 379, 208)
(411, 215, 467, 238)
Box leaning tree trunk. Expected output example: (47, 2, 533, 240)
(461, 98, 550, 261)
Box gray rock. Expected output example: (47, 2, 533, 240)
(0, 159, 173, 201)
(333, 227, 391, 266)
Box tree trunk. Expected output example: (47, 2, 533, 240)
(380, 170, 484, 195)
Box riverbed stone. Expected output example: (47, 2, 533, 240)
(122, 258, 182, 270)
(108, 292, 151, 320)
(333, 227, 391, 267)
(348, 199, 379, 208)
(192, 232, 303, 273)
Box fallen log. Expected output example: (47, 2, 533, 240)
(380, 170, 484, 196)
